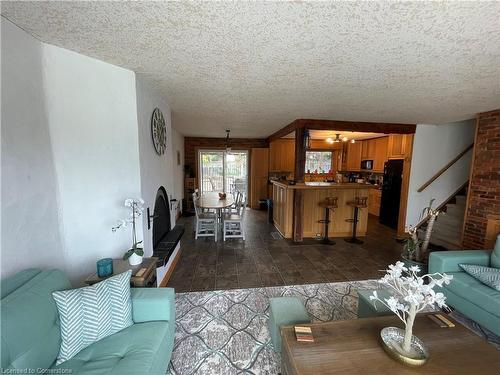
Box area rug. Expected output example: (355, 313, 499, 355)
(166, 280, 379, 375)
(166, 280, 500, 374)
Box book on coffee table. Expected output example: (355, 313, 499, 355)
(295, 326, 314, 343)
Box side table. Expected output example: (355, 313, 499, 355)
(85, 257, 158, 287)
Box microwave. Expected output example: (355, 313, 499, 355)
(361, 160, 373, 170)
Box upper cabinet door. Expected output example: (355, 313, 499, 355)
(346, 141, 362, 171)
(388, 134, 413, 159)
(373, 137, 388, 172)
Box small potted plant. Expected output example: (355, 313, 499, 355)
(402, 199, 443, 275)
(112, 198, 145, 266)
(370, 262, 453, 365)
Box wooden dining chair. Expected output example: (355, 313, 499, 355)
(194, 198, 218, 241)
(222, 199, 246, 241)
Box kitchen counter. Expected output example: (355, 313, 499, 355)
(271, 180, 372, 239)
(271, 180, 379, 189)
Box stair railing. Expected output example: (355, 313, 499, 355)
(413, 180, 469, 230)
(416, 143, 474, 193)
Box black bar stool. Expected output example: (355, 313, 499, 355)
(345, 196, 368, 244)
(318, 196, 338, 245)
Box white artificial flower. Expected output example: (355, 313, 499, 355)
(369, 290, 378, 301)
(442, 273, 453, 285)
(124, 198, 134, 207)
(409, 265, 420, 273)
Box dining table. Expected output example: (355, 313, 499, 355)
(197, 192, 235, 221)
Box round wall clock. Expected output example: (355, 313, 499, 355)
(151, 108, 167, 155)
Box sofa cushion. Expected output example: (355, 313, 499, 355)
(1, 270, 71, 369)
(491, 234, 500, 269)
(52, 271, 133, 364)
(446, 272, 500, 318)
(459, 264, 500, 291)
(52, 321, 173, 375)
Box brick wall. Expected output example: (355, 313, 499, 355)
(462, 109, 500, 249)
(184, 137, 268, 178)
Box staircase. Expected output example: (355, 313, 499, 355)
(418, 188, 467, 250)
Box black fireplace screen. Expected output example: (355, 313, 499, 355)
(153, 186, 171, 250)
(152, 186, 184, 267)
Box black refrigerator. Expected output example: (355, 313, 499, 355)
(379, 159, 404, 229)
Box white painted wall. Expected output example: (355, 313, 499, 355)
(135, 75, 174, 257)
(43, 44, 142, 283)
(406, 120, 475, 227)
(1, 20, 144, 284)
(1, 18, 66, 276)
(171, 127, 185, 211)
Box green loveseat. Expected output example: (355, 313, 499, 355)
(1, 268, 175, 374)
(429, 238, 500, 336)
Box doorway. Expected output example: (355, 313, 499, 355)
(198, 150, 248, 198)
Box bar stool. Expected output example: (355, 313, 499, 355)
(345, 196, 368, 244)
(318, 196, 338, 245)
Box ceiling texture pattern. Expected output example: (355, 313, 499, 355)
(2, 1, 500, 137)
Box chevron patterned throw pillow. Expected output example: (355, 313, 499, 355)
(52, 270, 133, 364)
(459, 264, 500, 292)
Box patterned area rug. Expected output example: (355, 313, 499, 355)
(166, 280, 500, 374)
(167, 280, 379, 374)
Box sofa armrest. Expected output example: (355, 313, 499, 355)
(429, 250, 491, 274)
(131, 288, 175, 323)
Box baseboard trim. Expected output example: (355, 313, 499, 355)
(159, 246, 182, 287)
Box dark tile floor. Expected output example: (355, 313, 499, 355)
(166, 209, 403, 292)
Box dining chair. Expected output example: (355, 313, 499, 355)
(194, 199, 218, 241)
(222, 199, 246, 241)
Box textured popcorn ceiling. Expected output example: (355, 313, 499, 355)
(2, 1, 500, 137)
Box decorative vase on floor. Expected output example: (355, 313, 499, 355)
(128, 252, 143, 266)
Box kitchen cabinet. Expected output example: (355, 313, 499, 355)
(346, 141, 362, 171)
(269, 139, 295, 172)
(373, 137, 388, 172)
(361, 139, 376, 160)
(388, 134, 413, 159)
(250, 148, 269, 209)
(368, 188, 382, 216)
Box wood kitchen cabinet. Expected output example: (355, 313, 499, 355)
(361, 139, 376, 160)
(250, 148, 269, 209)
(269, 139, 295, 172)
(388, 134, 413, 159)
(346, 141, 362, 171)
(373, 137, 388, 172)
(368, 188, 382, 216)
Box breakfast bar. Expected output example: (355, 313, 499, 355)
(271, 180, 374, 239)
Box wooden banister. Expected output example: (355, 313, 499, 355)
(417, 143, 474, 193)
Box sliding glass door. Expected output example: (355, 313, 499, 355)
(199, 150, 248, 197)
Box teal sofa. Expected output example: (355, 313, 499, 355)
(1, 268, 175, 374)
(429, 239, 500, 337)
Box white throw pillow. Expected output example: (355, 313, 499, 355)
(52, 270, 133, 364)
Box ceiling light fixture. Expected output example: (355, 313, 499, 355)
(351, 139, 356, 143)
(342, 136, 348, 142)
(326, 137, 334, 144)
(333, 134, 341, 143)
(225, 129, 231, 152)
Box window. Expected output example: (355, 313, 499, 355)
(305, 151, 333, 174)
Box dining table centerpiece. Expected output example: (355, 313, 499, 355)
(369, 261, 453, 366)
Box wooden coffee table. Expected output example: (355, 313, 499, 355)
(281, 315, 500, 374)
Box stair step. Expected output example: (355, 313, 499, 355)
(436, 214, 462, 226)
(430, 236, 463, 250)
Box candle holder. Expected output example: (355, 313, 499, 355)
(97, 258, 113, 278)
